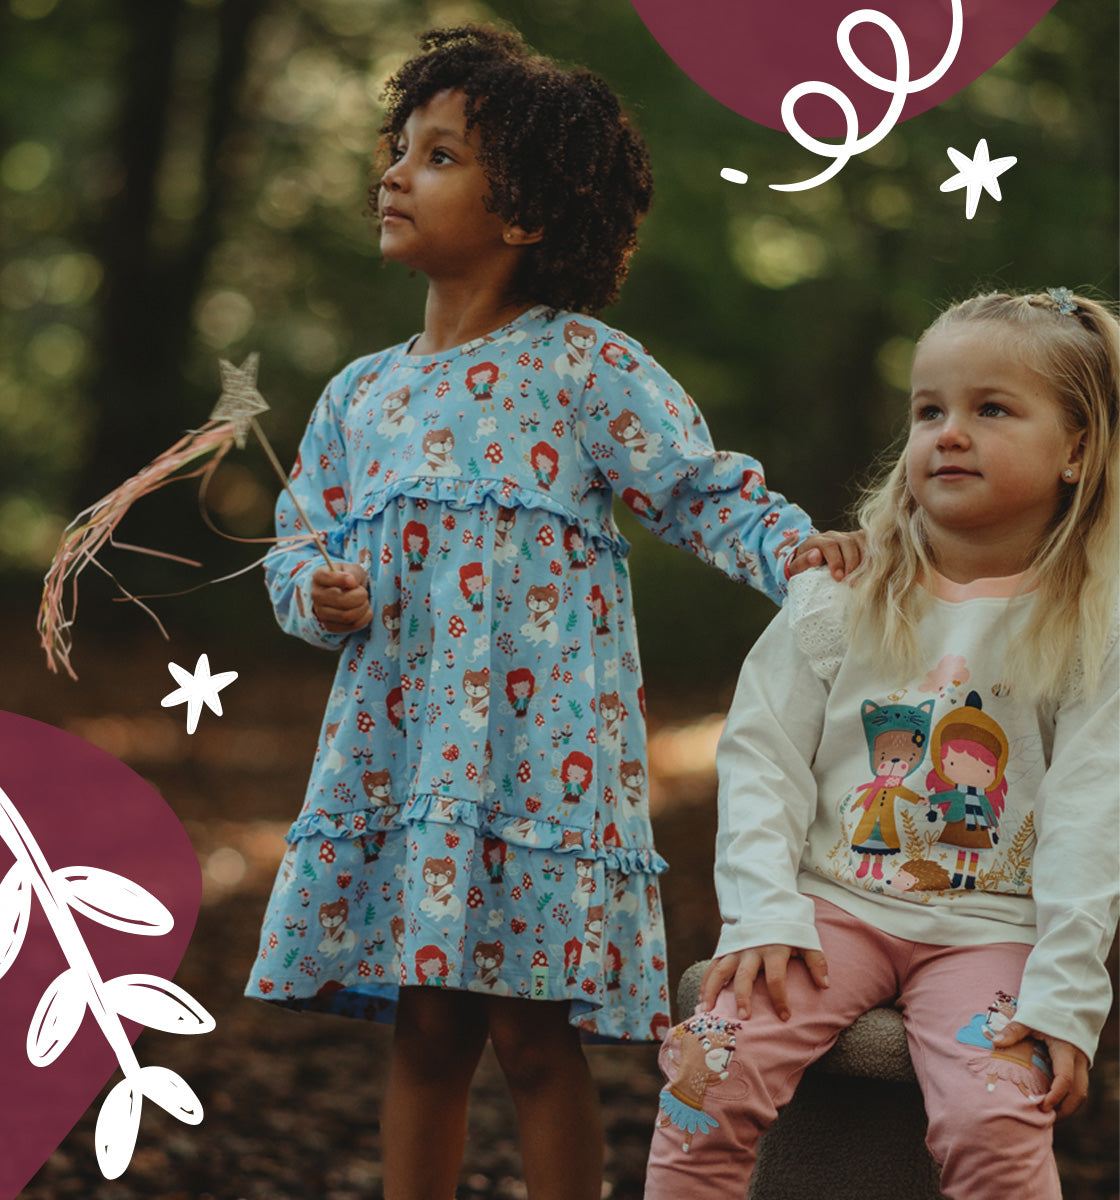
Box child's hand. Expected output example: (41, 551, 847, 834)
(990, 1021, 1089, 1119)
(311, 564, 373, 633)
(697, 945, 829, 1022)
(787, 530, 866, 581)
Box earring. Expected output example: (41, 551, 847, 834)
(503, 231, 512, 242)
(1063, 468, 1076, 481)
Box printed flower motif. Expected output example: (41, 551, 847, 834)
(484, 443, 504, 464)
(920, 654, 970, 697)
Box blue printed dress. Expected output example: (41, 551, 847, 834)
(245, 306, 811, 1041)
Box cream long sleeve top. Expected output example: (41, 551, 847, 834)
(713, 569, 1119, 1062)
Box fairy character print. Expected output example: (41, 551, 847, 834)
(560, 751, 594, 803)
(529, 440, 559, 488)
(589, 585, 611, 636)
(466, 361, 501, 404)
(414, 944, 450, 986)
(600, 340, 639, 372)
(925, 692, 1009, 889)
(459, 562, 487, 613)
(563, 525, 588, 569)
(657, 1013, 742, 1153)
(505, 668, 535, 718)
(403, 520, 429, 570)
(956, 990, 1051, 1098)
(621, 487, 662, 523)
(850, 698, 935, 881)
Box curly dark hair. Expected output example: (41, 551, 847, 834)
(372, 24, 653, 314)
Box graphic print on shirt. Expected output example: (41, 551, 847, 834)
(847, 699, 935, 881)
(657, 1013, 744, 1152)
(956, 989, 1052, 1099)
(925, 692, 1009, 890)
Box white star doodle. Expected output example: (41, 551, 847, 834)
(940, 138, 1017, 220)
(161, 653, 239, 734)
(210, 352, 270, 448)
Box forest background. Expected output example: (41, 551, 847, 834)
(0, 0, 1117, 1197)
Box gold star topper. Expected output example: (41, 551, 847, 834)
(211, 353, 270, 447)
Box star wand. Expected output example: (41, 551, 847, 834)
(38, 353, 333, 679)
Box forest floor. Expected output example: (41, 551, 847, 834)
(6, 624, 1118, 1200)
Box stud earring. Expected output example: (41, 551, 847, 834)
(1063, 468, 1076, 480)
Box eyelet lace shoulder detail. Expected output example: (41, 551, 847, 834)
(787, 569, 850, 683)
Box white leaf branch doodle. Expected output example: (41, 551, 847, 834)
(723, 1, 964, 192)
(0, 783, 214, 1181)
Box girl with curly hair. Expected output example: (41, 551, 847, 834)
(246, 23, 852, 1197)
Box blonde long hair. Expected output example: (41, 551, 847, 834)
(851, 289, 1119, 703)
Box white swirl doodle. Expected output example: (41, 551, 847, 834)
(765, 1, 963, 191)
(0, 784, 214, 1181)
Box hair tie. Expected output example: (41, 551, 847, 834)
(1045, 286, 1078, 315)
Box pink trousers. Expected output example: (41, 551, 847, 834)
(644, 898, 1059, 1200)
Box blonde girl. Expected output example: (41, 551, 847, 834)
(646, 289, 1118, 1200)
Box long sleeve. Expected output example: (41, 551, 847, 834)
(713, 612, 830, 956)
(575, 329, 813, 604)
(263, 371, 357, 650)
(1013, 636, 1120, 1064)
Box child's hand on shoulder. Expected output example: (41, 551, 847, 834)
(991, 1021, 1089, 1119)
(697, 944, 829, 1022)
(311, 564, 373, 633)
(787, 530, 866, 581)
